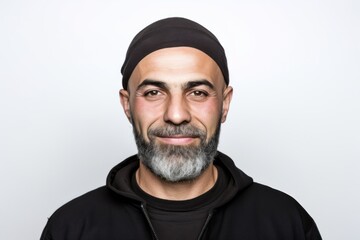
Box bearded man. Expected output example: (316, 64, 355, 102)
(40, 17, 322, 240)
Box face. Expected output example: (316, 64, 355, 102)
(120, 47, 232, 182)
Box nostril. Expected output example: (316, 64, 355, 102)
(163, 99, 191, 125)
(164, 118, 190, 126)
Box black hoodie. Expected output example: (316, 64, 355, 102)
(40, 152, 322, 240)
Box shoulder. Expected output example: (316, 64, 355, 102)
(40, 186, 140, 240)
(241, 182, 299, 205)
(50, 186, 115, 217)
(43, 187, 111, 227)
(230, 182, 309, 217)
(224, 182, 321, 239)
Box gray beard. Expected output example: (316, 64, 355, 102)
(133, 122, 220, 183)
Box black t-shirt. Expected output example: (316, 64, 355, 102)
(131, 166, 229, 240)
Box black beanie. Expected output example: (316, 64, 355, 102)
(121, 17, 229, 90)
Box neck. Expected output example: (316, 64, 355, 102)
(136, 162, 218, 201)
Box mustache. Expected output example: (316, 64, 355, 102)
(148, 124, 206, 138)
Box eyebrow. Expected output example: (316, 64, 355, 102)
(136, 79, 214, 91)
(184, 80, 214, 90)
(136, 79, 168, 91)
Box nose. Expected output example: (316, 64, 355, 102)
(163, 95, 191, 125)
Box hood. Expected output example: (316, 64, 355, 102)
(106, 151, 253, 207)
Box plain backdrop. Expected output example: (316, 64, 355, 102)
(1, 0, 359, 239)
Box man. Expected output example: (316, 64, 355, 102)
(41, 17, 322, 240)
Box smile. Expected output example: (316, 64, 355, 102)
(155, 135, 199, 145)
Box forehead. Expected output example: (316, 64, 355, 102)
(128, 47, 224, 89)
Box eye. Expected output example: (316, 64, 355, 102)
(190, 90, 208, 97)
(144, 90, 161, 97)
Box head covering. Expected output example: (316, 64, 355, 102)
(121, 17, 229, 89)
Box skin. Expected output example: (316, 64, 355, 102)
(120, 47, 233, 200)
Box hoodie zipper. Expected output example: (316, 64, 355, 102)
(197, 210, 214, 240)
(141, 203, 159, 240)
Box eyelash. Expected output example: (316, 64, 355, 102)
(142, 89, 209, 99)
(189, 90, 209, 97)
(144, 90, 161, 96)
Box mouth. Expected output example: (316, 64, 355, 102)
(155, 135, 199, 145)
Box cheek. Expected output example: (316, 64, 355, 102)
(131, 98, 164, 135)
(190, 99, 222, 134)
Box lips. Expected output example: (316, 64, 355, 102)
(155, 135, 199, 145)
(148, 125, 205, 145)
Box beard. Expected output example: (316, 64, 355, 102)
(132, 120, 221, 183)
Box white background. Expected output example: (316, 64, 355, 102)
(1, 0, 359, 239)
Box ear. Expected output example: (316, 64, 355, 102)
(221, 86, 233, 123)
(119, 89, 132, 123)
